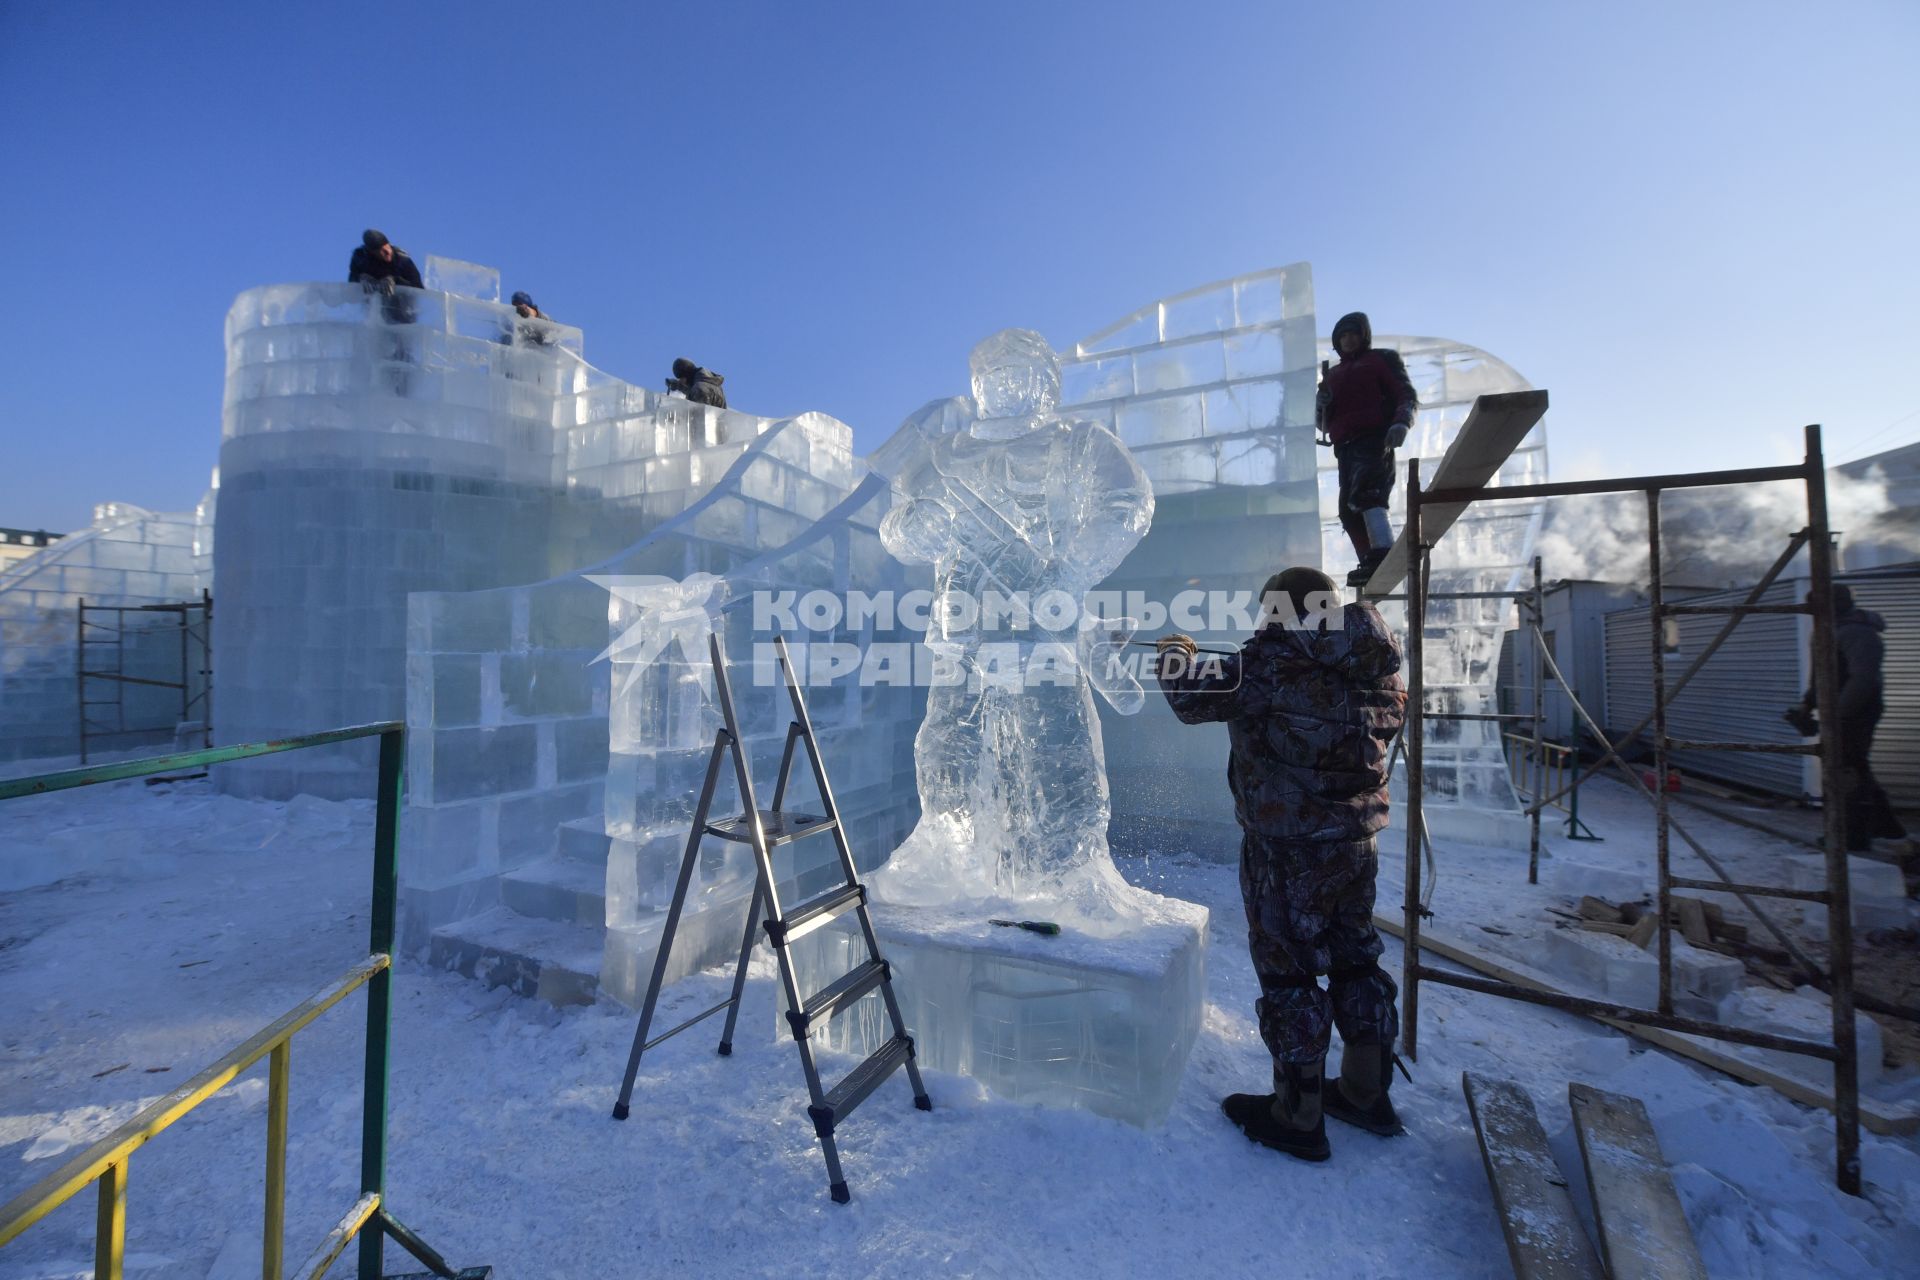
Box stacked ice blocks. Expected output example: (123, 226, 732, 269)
(787, 897, 1208, 1127)
(0, 501, 210, 760)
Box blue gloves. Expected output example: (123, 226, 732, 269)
(1385, 423, 1409, 450)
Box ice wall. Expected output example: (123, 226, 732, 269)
(1057, 266, 1323, 859)
(213, 271, 776, 798)
(1318, 335, 1548, 835)
(1056, 273, 1547, 857)
(597, 463, 925, 1004)
(400, 409, 927, 1008)
(0, 502, 210, 761)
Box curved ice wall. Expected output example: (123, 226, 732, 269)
(214, 263, 790, 798)
(1057, 266, 1323, 858)
(1056, 268, 1548, 857)
(1318, 335, 1547, 840)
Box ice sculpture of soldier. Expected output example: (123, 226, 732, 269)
(874, 328, 1154, 927)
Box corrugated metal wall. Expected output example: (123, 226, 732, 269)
(1603, 570, 1919, 809)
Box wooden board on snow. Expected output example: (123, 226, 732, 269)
(1463, 1072, 1606, 1280)
(1569, 1082, 1709, 1280)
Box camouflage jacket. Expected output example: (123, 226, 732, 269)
(1159, 603, 1408, 842)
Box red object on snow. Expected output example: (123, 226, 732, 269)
(1640, 769, 1682, 792)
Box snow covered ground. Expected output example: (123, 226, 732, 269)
(4, 771, 1919, 1278)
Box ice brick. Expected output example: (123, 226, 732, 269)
(788, 896, 1209, 1128)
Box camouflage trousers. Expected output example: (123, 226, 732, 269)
(1239, 831, 1398, 1066)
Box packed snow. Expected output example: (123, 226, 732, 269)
(3, 770, 1918, 1278)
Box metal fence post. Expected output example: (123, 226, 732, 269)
(1648, 490, 1674, 1018)
(1803, 424, 1861, 1195)
(1401, 458, 1426, 1060)
(1528, 555, 1545, 883)
(266, 1041, 290, 1280)
(359, 726, 404, 1279)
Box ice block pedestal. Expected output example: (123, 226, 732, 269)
(789, 892, 1209, 1128)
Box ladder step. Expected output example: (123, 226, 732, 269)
(767, 883, 864, 947)
(810, 1034, 914, 1137)
(705, 809, 836, 847)
(792, 959, 889, 1037)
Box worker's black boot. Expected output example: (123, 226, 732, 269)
(1324, 1039, 1406, 1137)
(1222, 1060, 1330, 1162)
(1345, 550, 1387, 588)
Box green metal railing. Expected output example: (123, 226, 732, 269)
(0, 723, 487, 1280)
(1503, 732, 1601, 842)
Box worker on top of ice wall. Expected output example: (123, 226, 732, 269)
(1317, 311, 1417, 587)
(1157, 566, 1408, 1162)
(666, 358, 728, 409)
(348, 228, 423, 325)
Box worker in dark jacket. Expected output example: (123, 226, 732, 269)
(1157, 566, 1409, 1161)
(347, 229, 424, 291)
(347, 229, 423, 324)
(666, 357, 727, 408)
(500, 291, 555, 347)
(1317, 312, 1417, 588)
(1788, 585, 1909, 854)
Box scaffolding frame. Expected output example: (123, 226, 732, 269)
(1375, 562, 1567, 879)
(1398, 424, 1863, 1195)
(76, 589, 213, 764)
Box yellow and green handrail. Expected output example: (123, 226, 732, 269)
(0, 723, 487, 1280)
(1504, 731, 1601, 842)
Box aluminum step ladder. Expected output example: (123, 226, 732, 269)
(610, 632, 930, 1203)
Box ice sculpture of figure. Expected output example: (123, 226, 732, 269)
(875, 329, 1153, 924)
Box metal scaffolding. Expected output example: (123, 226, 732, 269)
(76, 589, 212, 764)
(1397, 424, 1864, 1195)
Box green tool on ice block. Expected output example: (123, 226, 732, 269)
(989, 918, 1061, 936)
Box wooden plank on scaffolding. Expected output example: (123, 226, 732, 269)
(1378, 913, 1920, 1135)
(1360, 388, 1551, 598)
(1568, 1083, 1709, 1280)
(1463, 1073, 1606, 1280)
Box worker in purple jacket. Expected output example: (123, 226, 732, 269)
(1317, 312, 1418, 587)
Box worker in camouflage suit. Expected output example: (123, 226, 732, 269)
(1157, 566, 1409, 1161)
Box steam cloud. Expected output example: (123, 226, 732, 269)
(1533, 466, 1913, 586)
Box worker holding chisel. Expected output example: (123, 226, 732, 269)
(1156, 567, 1408, 1162)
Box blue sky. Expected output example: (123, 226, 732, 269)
(3, 0, 1915, 533)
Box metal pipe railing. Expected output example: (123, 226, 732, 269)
(0, 722, 485, 1279)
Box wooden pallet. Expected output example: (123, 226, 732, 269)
(1569, 1083, 1709, 1280)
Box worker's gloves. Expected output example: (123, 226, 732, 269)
(1385, 423, 1409, 451)
(1152, 629, 1198, 660)
(1783, 704, 1819, 736)
(361, 277, 396, 297)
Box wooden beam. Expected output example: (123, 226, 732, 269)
(1361, 388, 1550, 597)
(1378, 913, 1920, 1136)
(1569, 1083, 1709, 1280)
(1463, 1073, 1606, 1279)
